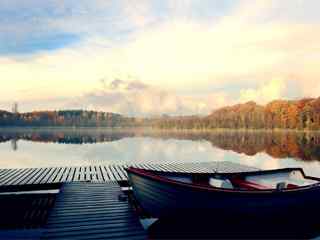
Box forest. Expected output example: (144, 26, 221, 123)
(155, 97, 320, 130)
(0, 110, 137, 127)
(0, 97, 319, 130)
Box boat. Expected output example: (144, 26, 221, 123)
(126, 167, 320, 219)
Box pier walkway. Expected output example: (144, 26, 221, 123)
(0, 161, 259, 239)
(0, 161, 259, 186)
(42, 182, 146, 240)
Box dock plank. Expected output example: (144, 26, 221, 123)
(42, 182, 146, 240)
(46, 167, 60, 183)
(39, 168, 56, 184)
(53, 168, 64, 183)
(60, 167, 70, 183)
(19, 168, 44, 185)
(0, 169, 10, 179)
(1, 168, 29, 186)
(0, 161, 259, 186)
(33, 168, 49, 184)
(3, 168, 31, 185)
(73, 167, 81, 182)
(79, 166, 85, 182)
(0, 169, 16, 182)
(105, 166, 116, 181)
(99, 166, 109, 182)
(66, 167, 76, 182)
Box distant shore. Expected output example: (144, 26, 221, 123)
(0, 126, 319, 133)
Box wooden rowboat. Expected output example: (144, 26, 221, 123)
(126, 167, 320, 219)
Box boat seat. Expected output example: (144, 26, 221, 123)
(232, 178, 299, 190)
(209, 178, 233, 189)
(231, 178, 270, 190)
(276, 182, 298, 190)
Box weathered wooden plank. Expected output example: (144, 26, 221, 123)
(141, 163, 153, 170)
(87, 166, 93, 182)
(89, 166, 96, 181)
(105, 166, 116, 181)
(2, 168, 31, 185)
(79, 166, 85, 182)
(73, 167, 81, 182)
(20, 167, 45, 185)
(114, 165, 126, 181)
(0, 162, 259, 186)
(0, 168, 19, 185)
(53, 168, 65, 183)
(167, 163, 187, 173)
(84, 166, 90, 181)
(60, 167, 71, 183)
(1, 168, 30, 186)
(158, 164, 172, 172)
(92, 166, 99, 182)
(152, 164, 166, 172)
(45, 167, 60, 184)
(43, 182, 146, 240)
(110, 165, 122, 181)
(99, 166, 108, 182)
(66, 167, 76, 182)
(32, 168, 49, 184)
(39, 168, 56, 184)
(0, 168, 10, 179)
(119, 165, 128, 179)
(94, 166, 101, 182)
(0, 168, 12, 184)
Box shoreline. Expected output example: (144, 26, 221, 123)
(0, 126, 319, 133)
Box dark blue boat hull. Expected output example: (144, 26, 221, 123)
(127, 169, 320, 219)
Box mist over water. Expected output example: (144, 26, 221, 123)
(0, 128, 320, 177)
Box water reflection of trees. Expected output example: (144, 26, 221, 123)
(0, 129, 319, 162)
(206, 131, 320, 162)
(0, 129, 135, 145)
(137, 130, 320, 162)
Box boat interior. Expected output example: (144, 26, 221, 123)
(163, 168, 319, 190)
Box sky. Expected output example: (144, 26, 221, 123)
(0, 0, 320, 116)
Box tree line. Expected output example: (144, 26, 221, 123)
(0, 110, 138, 127)
(154, 97, 320, 130)
(0, 97, 319, 130)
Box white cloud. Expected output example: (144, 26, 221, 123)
(239, 78, 286, 104)
(66, 79, 228, 116)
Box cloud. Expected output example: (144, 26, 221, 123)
(106, 79, 148, 91)
(66, 79, 225, 116)
(0, 0, 320, 114)
(239, 78, 286, 104)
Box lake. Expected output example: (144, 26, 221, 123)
(0, 128, 320, 177)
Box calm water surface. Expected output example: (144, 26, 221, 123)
(0, 128, 320, 177)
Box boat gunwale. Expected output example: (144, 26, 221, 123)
(126, 167, 320, 194)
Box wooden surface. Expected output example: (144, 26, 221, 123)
(42, 182, 147, 240)
(0, 161, 259, 185)
(0, 162, 260, 239)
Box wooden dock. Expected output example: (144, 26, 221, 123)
(42, 182, 146, 240)
(0, 161, 259, 186)
(0, 161, 259, 239)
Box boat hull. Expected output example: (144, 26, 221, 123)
(127, 169, 320, 219)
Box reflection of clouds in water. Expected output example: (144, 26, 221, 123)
(237, 153, 281, 170)
(0, 137, 227, 168)
(0, 141, 94, 168)
(230, 152, 320, 177)
(86, 138, 223, 165)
